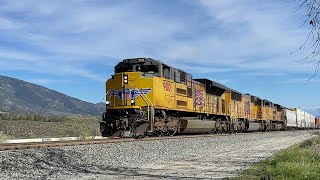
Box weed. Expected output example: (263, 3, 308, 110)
(0, 131, 8, 143)
(233, 135, 320, 180)
(312, 131, 320, 136)
(299, 139, 313, 148)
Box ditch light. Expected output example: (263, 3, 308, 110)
(131, 99, 135, 105)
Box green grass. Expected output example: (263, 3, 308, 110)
(58, 116, 101, 139)
(232, 133, 320, 180)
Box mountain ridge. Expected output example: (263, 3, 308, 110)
(0, 75, 105, 116)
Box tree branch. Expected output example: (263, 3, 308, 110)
(296, 0, 320, 79)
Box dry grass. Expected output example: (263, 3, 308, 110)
(58, 116, 101, 139)
(0, 115, 100, 139)
(0, 131, 8, 143)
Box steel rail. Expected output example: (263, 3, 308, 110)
(0, 130, 312, 152)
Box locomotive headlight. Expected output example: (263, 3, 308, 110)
(106, 101, 110, 105)
(123, 75, 128, 84)
(131, 99, 135, 105)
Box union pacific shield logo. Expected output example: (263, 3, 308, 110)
(109, 88, 152, 100)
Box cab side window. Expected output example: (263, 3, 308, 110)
(174, 70, 180, 83)
(163, 65, 171, 79)
(180, 71, 186, 84)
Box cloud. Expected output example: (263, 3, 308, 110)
(0, 17, 23, 30)
(27, 78, 68, 84)
(162, 0, 310, 74)
(0, 60, 106, 82)
(0, 0, 314, 83)
(0, 49, 39, 61)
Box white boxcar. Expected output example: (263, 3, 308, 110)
(285, 109, 297, 128)
(295, 108, 306, 129)
(305, 112, 311, 128)
(294, 108, 316, 129)
(310, 114, 316, 128)
(305, 112, 315, 129)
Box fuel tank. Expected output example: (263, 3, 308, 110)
(179, 119, 216, 134)
(246, 122, 260, 132)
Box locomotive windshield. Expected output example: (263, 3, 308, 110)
(115, 64, 133, 73)
(115, 64, 159, 73)
(135, 64, 159, 73)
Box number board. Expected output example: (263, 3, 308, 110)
(163, 81, 172, 92)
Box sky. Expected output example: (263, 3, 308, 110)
(0, 0, 319, 115)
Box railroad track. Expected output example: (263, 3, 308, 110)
(0, 137, 134, 151)
(0, 131, 292, 152)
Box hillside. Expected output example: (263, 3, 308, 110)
(0, 75, 104, 116)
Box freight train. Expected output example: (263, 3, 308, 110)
(100, 58, 320, 137)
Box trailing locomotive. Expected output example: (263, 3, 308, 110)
(100, 58, 315, 138)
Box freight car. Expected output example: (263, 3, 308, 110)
(100, 58, 310, 137)
(316, 118, 320, 129)
(284, 108, 317, 130)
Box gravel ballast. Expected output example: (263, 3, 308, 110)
(0, 130, 316, 180)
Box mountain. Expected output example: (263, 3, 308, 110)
(0, 75, 105, 116)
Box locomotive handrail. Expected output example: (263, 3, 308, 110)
(105, 90, 116, 106)
(105, 90, 111, 104)
(134, 88, 154, 131)
(134, 88, 153, 106)
(265, 113, 270, 120)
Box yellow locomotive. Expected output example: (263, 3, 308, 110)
(100, 58, 285, 137)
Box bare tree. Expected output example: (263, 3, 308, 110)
(296, 0, 320, 79)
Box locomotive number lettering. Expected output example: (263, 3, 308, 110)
(163, 82, 172, 92)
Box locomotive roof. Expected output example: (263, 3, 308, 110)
(119, 57, 189, 74)
(193, 78, 229, 96)
(117, 58, 160, 67)
(193, 78, 229, 90)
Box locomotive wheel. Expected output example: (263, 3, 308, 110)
(146, 131, 153, 137)
(167, 130, 177, 136)
(237, 126, 241, 133)
(155, 131, 163, 137)
(135, 134, 145, 139)
(121, 126, 134, 138)
(101, 124, 113, 137)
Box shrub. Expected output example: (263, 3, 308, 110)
(234, 134, 320, 180)
(0, 115, 100, 139)
(0, 131, 8, 143)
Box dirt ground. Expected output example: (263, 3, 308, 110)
(0, 130, 316, 180)
(69, 131, 315, 180)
